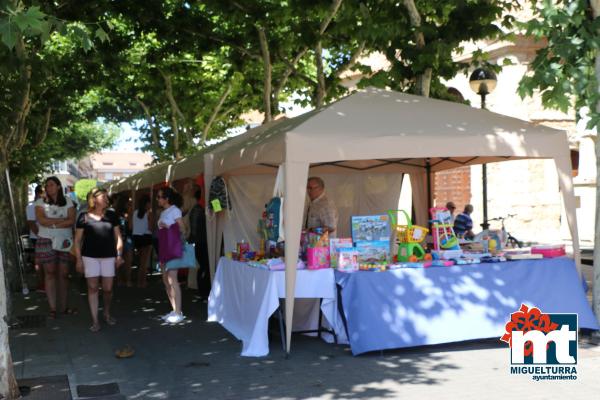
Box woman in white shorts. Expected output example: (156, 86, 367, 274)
(74, 188, 123, 332)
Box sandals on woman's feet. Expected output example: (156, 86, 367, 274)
(48, 310, 57, 319)
(115, 345, 135, 359)
(89, 324, 101, 332)
(63, 307, 78, 315)
(104, 315, 116, 326)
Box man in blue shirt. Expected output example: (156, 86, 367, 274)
(453, 204, 474, 239)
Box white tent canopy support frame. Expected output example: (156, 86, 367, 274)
(103, 88, 580, 356)
(206, 88, 580, 355)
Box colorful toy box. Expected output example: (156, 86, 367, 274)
(356, 240, 389, 267)
(306, 247, 330, 269)
(531, 244, 566, 258)
(337, 248, 359, 273)
(351, 215, 391, 242)
(329, 238, 353, 267)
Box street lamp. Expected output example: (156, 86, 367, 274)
(469, 67, 497, 230)
(469, 68, 497, 109)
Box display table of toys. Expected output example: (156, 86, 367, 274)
(213, 205, 597, 356)
(315, 208, 597, 355)
(207, 257, 348, 357)
(334, 256, 598, 355)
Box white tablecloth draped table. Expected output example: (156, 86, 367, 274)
(207, 257, 347, 356)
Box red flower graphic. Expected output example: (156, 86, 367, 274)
(500, 304, 558, 356)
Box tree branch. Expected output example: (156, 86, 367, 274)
(319, 0, 344, 36)
(135, 96, 160, 149)
(279, 53, 317, 85)
(273, 0, 344, 108)
(333, 41, 366, 80)
(273, 48, 309, 111)
(201, 82, 233, 144)
(8, 33, 32, 151)
(197, 32, 262, 61)
(31, 107, 52, 148)
(159, 69, 189, 158)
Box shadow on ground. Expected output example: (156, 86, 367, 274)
(9, 272, 505, 400)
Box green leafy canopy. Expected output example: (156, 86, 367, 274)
(518, 0, 600, 129)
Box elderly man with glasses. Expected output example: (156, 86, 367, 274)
(305, 176, 338, 237)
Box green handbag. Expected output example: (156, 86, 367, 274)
(165, 242, 197, 270)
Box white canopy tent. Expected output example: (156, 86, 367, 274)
(105, 161, 173, 194)
(203, 87, 579, 355)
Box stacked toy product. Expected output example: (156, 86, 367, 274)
(351, 214, 391, 270)
(388, 209, 428, 262)
(306, 229, 330, 269)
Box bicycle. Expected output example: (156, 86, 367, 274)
(486, 214, 523, 248)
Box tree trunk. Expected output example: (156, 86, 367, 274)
(13, 179, 28, 236)
(403, 0, 431, 97)
(0, 248, 19, 400)
(0, 159, 20, 400)
(257, 26, 272, 123)
(315, 41, 326, 108)
(591, 0, 600, 325)
(0, 163, 20, 293)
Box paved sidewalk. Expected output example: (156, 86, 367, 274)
(9, 273, 600, 400)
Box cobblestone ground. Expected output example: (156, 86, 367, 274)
(9, 270, 600, 400)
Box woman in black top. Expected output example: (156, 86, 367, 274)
(74, 188, 123, 332)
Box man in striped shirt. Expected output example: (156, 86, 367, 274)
(453, 204, 474, 240)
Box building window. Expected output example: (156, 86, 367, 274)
(102, 162, 114, 166)
(129, 162, 137, 166)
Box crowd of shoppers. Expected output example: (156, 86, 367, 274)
(25, 178, 209, 332)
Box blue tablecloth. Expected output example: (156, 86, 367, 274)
(335, 258, 599, 355)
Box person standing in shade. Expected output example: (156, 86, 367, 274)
(156, 187, 186, 324)
(188, 187, 210, 300)
(27, 185, 44, 292)
(453, 204, 475, 240)
(114, 195, 134, 287)
(74, 188, 123, 332)
(35, 176, 76, 318)
(305, 176, 338, 237)
(445, 201, 457, 224)
(132, 195, 153, 288)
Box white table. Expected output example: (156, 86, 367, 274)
(207, 257, 347, 357)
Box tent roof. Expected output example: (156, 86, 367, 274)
(105, 119, 292, 193)
(213, 87, 570, 175)
(107, 87, 571, 191)
(106, 161, 171, 193)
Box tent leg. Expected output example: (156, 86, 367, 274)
(481, 164, 490, 230)
(426, 160, 432, 211)
(278, 307, 286, 352)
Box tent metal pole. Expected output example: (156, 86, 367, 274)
(425, 159, 432, 211)
(482, 164, 489, 229)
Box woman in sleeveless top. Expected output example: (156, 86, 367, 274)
(132, 195, 153, 288)
(74, 188, 123, 332)
(34, 176, 76, 318)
